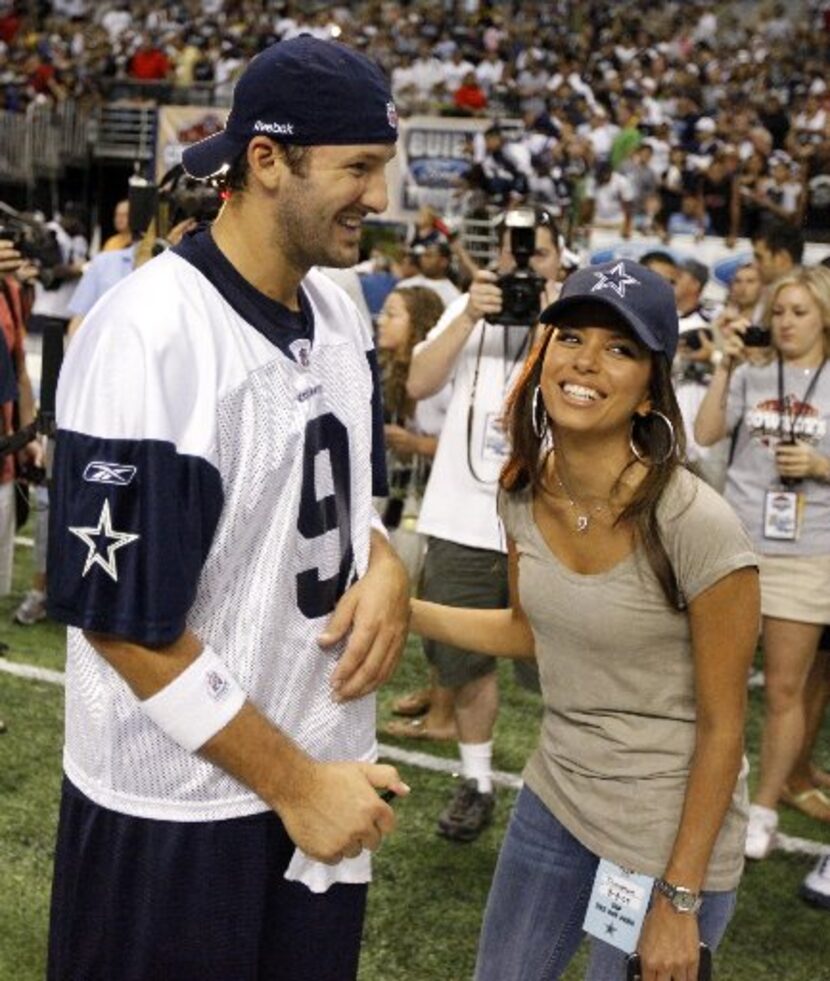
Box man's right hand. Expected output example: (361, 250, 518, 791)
(465, 269, 504, 323)
(0, 239, 23, 275)
(276, 759, 410, 864)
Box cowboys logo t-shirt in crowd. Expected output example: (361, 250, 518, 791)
(46, 226, 388, 822)
(724, 360, 830, 554)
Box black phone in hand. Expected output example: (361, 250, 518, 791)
(626, 943, 712, 980)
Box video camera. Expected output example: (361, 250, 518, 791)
(128, 164, 223, 253)
(0, 202, 65, 289)
(489, 208, 545, 327)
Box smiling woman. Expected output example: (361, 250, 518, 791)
(410, 259, 760, 981)
(695, 264, 830, 863)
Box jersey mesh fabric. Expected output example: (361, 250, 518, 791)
(58, 256, 378, 821)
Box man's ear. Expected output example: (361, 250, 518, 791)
(247, 137, 284, 190)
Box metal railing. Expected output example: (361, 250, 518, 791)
(0, 101, 97, 184)
(91, 101, 157, 162)
(96, 78, 233, 108)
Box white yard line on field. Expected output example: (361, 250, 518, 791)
(0, 658, 826, 858)
(0, 659, 65, 685)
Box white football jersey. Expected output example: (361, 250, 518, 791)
(48, 229, 387, 821)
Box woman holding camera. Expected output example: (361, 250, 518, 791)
(412, 260, 759, 979)
(696, 265, 830, 854)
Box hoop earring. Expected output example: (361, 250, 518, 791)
(629, 410, 676, 466)
(532, 384, 548, 439)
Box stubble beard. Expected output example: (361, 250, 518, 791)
(275, 186, 357, 272)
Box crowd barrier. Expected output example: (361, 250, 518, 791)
(0, 101, 91, 185)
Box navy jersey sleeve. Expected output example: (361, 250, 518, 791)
(46, 305, 224, 646)
(367, 348, 389, 498)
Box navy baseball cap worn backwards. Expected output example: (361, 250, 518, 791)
(540, 259, 679, 362)
(183, 35, 398, 179)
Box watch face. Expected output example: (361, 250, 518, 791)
(674, 892, 696, 912)
(658, 879, 700, 912)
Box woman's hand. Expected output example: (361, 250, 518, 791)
(636, 894, 701, 981)
(384, 424, 420, 456)
(775, 440, 830, 482)
(720, 319, 752, 365)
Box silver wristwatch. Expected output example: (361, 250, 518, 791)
(654, 877, 702, 914)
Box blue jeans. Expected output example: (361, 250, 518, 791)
(475, 787, 738, 981)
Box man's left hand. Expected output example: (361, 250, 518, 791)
(318, 532, 410, 701)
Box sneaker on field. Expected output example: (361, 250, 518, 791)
(744, 803, 778, 860)
(13, 589, 47, 626)
(437, 778, 495, 843)
(800, 854, 830, 910)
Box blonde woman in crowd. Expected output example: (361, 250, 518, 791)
(696, 265, 830, 857)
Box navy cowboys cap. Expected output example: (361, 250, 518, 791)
(540, 259, 679, 362)
(182, 35, 398, 179)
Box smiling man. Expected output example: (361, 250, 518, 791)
(46, 36, 409, 981)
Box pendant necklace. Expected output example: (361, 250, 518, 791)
(554, 470, 610, 534)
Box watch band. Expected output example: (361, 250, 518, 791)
(654, 877, 702, 914)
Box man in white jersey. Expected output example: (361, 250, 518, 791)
(46, 36, 409, 981)
(405, 208, 560, 841)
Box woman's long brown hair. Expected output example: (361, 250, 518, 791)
(500, 324, 689, 609)
(378, 286, 445, 423)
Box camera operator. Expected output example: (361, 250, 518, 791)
(695, 265, 830, 857)
(28, 205, 87, 338)
(66, 182, 198, 341)
(403, 207, 561, 841)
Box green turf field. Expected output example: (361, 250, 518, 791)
(1, 537, 828, 980)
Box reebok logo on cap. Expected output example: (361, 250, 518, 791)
(254, 120, 295, 136)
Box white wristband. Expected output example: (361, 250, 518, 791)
(140, 645, 246, 753)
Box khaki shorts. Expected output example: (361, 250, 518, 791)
(759, 552, 830, 624)
(420, 536, 539, 691)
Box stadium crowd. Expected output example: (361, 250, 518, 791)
(1, 1, 830, 242)
(0, 3, 829, 977)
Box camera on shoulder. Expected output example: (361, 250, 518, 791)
(488, 208, 545, 328)
(0, 202, 65, 289)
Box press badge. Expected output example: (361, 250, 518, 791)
(583, 859, 654, 954)
(481, 413, 509, 462)
(763, 489, 802, 541)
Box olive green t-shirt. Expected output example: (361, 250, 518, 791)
(499, 468, 757, 890)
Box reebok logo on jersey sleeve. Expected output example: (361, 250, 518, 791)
(205, 670, 230, 700)
(83, 461, 137, 486)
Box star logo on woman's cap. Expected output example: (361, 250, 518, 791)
(591, 262, 640, 298)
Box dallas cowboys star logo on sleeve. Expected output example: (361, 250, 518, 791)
(69, 499, 140, 582)
(591, 262, 640, 297)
